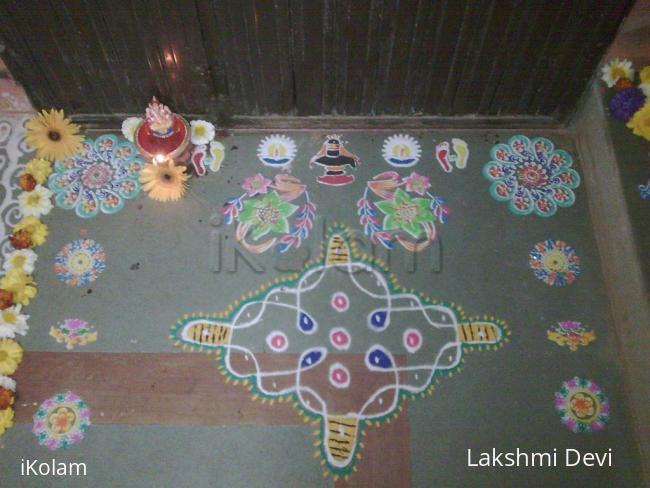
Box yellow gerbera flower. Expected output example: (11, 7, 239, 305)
(13, 216, 48, 246)
(23, 158, 53, 184)
(0, 269, 37, 306)
(0, 406, 14, 435)
(140, 161, 189, 202)
(0, 339, 23, 375)
(25, 109, 83, 161)
(626, 99, 650, 142)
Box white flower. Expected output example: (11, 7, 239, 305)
(190, 120, 215, 145)
(0, 305, 29, 338)
(639, 83, 650, 98)
(0, 375, 15, 391)
(601, 58, 634, 88)
(18, 185, 53, 217)
(122, 117, 142, 142)
(3, 249, 37, 274)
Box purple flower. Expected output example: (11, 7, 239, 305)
(559, 320, 581, 330)
(46, 439, 59, 450)
(65, 391, 79, 402)
(609, 87, 646, 121)
(63, 319, 88, 331)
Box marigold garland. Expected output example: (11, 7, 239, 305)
(0, 375, 16, 409)
(0, 110, 66, 438)
(0, 270, 37, 306)
(23, 158, 53, 185)
(19, 173, 36, 192)
(0, 406, 14, 435)
(0, 290, 14, 310)
(3, 249, 37, 275)
(11, 216, 48, 248)
(0, 339, 23, 375)
(0, 305, 29, 338)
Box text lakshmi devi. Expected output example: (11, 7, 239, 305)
(467, 448, 613, 468)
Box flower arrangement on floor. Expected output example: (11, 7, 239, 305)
(601, 59, 650, 142)
(122, 97, 224, 202)
(0, 108, 81, 437)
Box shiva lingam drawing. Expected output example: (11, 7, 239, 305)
(310, 135, 360, 186)
(134, 97, 191, 166)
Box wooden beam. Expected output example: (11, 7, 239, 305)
(13, 351, 412, 485)
(571, 83, 650, 484)
(71, 113, 563, 131)
(13, 352, 298, 425)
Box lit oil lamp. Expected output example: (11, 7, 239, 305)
(134, 97, 191, 165)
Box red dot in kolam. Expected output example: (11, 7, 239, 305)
(331, 292, 349, 312)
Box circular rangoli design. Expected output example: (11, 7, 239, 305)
(54, 238, 107, 287)
(554, 377, 609, 433)
(483, 135, 580, 217)
(48, 134, 143, 218)
(528, 239, 580, 287)
(32, 391, 91, 450)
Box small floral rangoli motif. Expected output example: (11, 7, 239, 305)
(54, 239, 107, 287)
(33, 391, 91, 450)
(48, 134, 143, 218)
(49, 319, 98, 350)
(555, 377, 609, 433)
(483, 135, 580, 217)
(223, 173, 316, 253)
(529, 239, 580, 287)
(357, 171, 449, 252)
(547, 321, 595, 351)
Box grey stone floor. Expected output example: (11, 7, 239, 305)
(0, 128, 643, 487)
